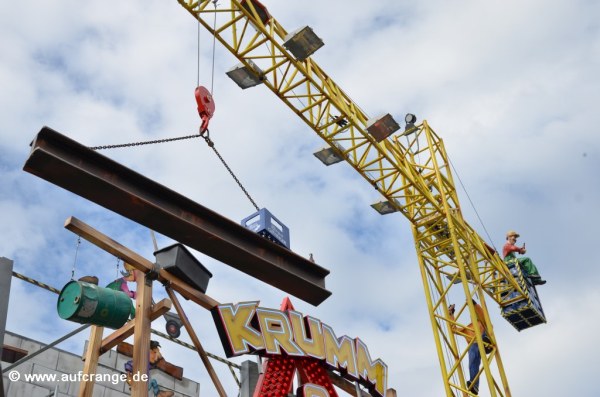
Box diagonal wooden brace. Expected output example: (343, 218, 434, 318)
(99, 298, 172, 355)
(166, 287, 227, 397)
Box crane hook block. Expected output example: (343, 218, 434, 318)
(195, 86, 215, 133)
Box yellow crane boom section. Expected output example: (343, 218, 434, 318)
(176, 1, 546, 395)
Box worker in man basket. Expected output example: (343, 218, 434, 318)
(502, 230, 546, 285)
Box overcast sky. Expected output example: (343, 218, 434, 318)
(1, 0, 599, 396)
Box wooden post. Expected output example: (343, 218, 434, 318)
(385, 389, 397, 397)
(131, 270, 153, 397)
(79, 325, 104, 397)
(166, 287, 227, 397)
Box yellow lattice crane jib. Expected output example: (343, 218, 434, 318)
(175, 1, 546, 395)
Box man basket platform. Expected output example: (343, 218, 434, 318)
(501, 258, 547, 331)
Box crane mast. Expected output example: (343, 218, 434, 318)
(176, 1, 545, 395)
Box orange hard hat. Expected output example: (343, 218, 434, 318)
(506, 230, 520, 238)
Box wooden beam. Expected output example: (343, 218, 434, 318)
(131, 271, 152, 397)
(100, 298, 172, 354)
(166, 287, 227, 397)
(1, 345, 28, 364)
(64, 216, 219, 310)
(79, 325, 103, 397)
(24, 127, 331, 305)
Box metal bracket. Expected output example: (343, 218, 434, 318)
(145, 264, 160, 284)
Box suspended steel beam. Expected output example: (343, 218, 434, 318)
(23, 126, 331, 306)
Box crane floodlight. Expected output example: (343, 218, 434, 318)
(366, 113, 400, 142)
(226, 61, 264, 89)
(313, 144, 345, 166)
(405, 113, 417, 124)
(404, 113, 418, 134)
(284, 26, 324, 61)
(371, 200, 399, 215)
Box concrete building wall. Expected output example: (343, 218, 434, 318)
(2, 331, 200, 397)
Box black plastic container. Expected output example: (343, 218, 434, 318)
(154, 243, 212, 293)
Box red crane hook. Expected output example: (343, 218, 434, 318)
(195, 86, 215, 133)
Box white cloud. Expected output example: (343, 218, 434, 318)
(1, 0, 599, 396)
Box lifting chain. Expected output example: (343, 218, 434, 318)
(88, 133, 201, 151)
(200, 130, 260, 212)
(90, 130, 260, 212)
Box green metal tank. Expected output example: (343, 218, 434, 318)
(57, 280, 133, 329)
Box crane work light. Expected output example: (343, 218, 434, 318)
(366, 114, 400, 142)
(313, 143, 345, 166)
(226, 60, 264, 89)
(404, 113, 418, 134)
(284, 26, 324, 61)
(371, 200, 399, 215)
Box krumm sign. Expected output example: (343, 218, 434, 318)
(212, 300, 388, 397)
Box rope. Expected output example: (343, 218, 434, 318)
(448, 158, 498, 253)
(150, 328, 241, 386)
(150, 328, 240, 368)
(200, 130, 260, 211)
(210, 0, 219, 95)
(71, 236, 81, 280)
(9, 270, 242, 386)
(89, 133, 201, 151)
(12, 271, 61, 294)
(10, 271, 241, 384)
(197, 15, 201, 87)
(116, 258, 121, 279)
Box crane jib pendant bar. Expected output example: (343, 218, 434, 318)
(23, 126, 331, 306)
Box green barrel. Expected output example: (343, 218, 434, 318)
(57, 280, 133, 329)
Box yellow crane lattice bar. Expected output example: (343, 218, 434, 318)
(176, 1, 545, 395)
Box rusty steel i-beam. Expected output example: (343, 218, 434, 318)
(23, 126, 331, 305)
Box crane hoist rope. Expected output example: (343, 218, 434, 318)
(209, 0, 219, 95)
(196, 0, 219, 92)
(89, 2, 262, 215)
(447, 156, 499, 253)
